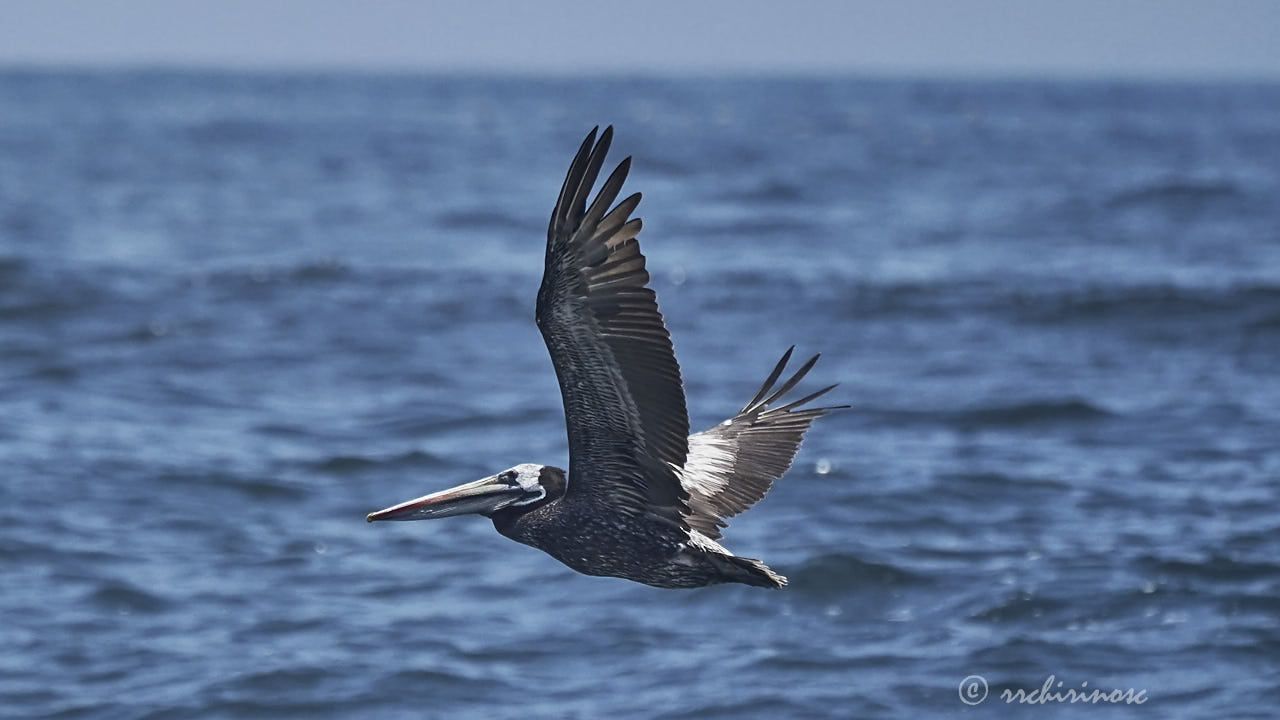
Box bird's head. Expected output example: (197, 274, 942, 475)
(366, 463, 565, 523)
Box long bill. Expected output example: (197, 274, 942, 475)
(366, 475, 524, 522)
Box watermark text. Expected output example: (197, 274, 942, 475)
(959, 674, 1148, 706)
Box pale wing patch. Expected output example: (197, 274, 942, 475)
(672, 433, 737, 496)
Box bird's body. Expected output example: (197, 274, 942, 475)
(497, 488, 726, 589)
(490, 466, 784, 588)
(368, 127, 843, 589)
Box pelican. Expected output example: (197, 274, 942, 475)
(367, 127, 843, 588)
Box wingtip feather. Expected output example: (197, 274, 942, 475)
(744, 347, 796, 412)
(759, 353, 820, 409)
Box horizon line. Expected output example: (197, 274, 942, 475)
(4, 61, 1280, 86)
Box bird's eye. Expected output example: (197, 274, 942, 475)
(499, 471, 516, 483)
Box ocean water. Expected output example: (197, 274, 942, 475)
(2, 70, 1279, 719)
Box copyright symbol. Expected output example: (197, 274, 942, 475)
(959, 675, 988, 705)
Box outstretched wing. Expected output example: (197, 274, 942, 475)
(536, 126, 691, 531)
(679, 348, 845, 539)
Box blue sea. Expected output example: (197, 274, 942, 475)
(2, 70, 1278, 719)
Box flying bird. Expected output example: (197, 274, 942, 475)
(367, 127, 843, 588)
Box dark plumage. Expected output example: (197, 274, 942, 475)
(367, 126, 844, 589)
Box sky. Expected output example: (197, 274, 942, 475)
(1, 0, 1278, 80)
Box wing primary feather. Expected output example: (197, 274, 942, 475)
(772, 383, 849, 414)
(579, 157, 631, 243)
(744, 346, 795, 411)
(552, 127, 598, 237)
(570, 126, 613, 225)
(757, 353, 820, 410)
(595, 193, 642, 241)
